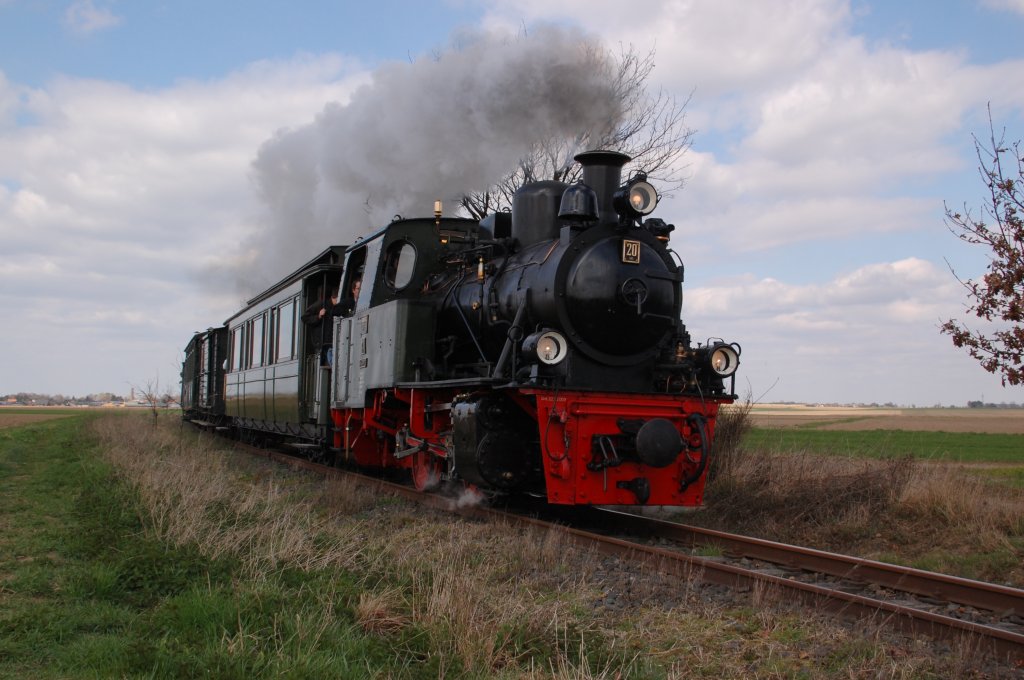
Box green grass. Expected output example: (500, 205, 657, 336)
(977, 466, 1024, 488)
(745, 427, 1024, 462)
(0, 415, 410, 679)
(873, 546, 1024, 582)
(692, 543, 726, 558)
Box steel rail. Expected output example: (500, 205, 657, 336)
(588, 508, 1024, 617)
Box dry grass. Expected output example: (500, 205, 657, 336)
(354, 516, 594, 673)
(355, 588, 410, 635)
(91, 416, 374, 578)
(84, 413, 1021, 677)
(708, 400, 754, 482)
(902, 464, 1024, 535)
(708, 450, 914, 530)
(89, 415, 602, 673)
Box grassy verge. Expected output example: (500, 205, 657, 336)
(0, 414, 401, 678)
(1, 413, 1011, 677)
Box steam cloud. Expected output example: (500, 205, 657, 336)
(236, 27, 624, 293)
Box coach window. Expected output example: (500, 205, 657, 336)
(267, 309, 278, 365)
(251, 314, 265, 367)
(277, 299, 295, 361)
(230, 326, 242, 371)
(384, 241, 416, 290)
(243, 321, 253, 369)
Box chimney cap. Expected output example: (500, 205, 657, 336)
(573, 150, 631, 168)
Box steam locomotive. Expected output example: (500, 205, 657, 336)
(181, 151, 740, 506)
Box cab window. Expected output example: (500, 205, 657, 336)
(384, 241, 416, 290)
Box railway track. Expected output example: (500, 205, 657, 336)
(232, 440, 1024, 664)
(576, 508, 1024, 661)
(589, 507, 1024, 616)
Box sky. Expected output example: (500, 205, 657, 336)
(2, 0, 1024, 406)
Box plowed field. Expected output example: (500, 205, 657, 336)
(750, 406, 1024, 434)
(0, 413, 73, 429)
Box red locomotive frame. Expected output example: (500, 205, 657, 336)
(330, 387, 722, 505)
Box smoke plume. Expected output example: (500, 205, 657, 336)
(236, 27, 624, 293)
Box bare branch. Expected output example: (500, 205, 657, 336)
(941, 106, 1024, 386)
(460, 44, 694, 220)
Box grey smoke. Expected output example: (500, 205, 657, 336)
(235, 26, 624, 293)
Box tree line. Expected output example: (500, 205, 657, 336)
(1, 392, 175, 407)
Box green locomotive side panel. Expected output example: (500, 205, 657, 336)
(333, 299, 436, 409)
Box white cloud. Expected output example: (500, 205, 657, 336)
(683, 257, 1010, 404)
(0, 57, 367, 242)
(482, 0, 851, 96)
(0, 56, 368, 393)
(745, 43, 969, 164)
(980, 0, 1024, 15)
(0, 72, 25, 126)
(688, 257, 954, 321)
(672, 180, 934, 254)
(63, 0, 122, 35)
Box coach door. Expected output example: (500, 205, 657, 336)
(300, 272, 341, 422)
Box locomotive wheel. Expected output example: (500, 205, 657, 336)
(411, 452, 442, 492)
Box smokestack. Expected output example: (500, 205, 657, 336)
(574, 150, 631, 225)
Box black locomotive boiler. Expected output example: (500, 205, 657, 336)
(182, 150, 740, 506)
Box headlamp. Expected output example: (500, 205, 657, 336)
(522, 330, 569, 365)
(613, 174, 659, 218)
(628, 181, 658, 214)
(706, 342, 740, 377)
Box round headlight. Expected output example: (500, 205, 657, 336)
(708, 343, 740, 377)
(628, 181, 658, 215)
(613, 177, 660, 219)
(537, 335, 561, 363)
(522, 330, 569, 365)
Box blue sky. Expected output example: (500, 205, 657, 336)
(2, 1, 485, 87)
(2, 0, 1024, 405)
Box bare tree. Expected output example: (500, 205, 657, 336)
(941, 110, 1024, 386)
(132, 377, 169, 427)
(459, 45, 694, 220)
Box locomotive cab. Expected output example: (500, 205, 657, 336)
(330, 217, 484, 409)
